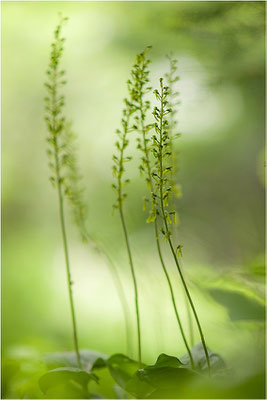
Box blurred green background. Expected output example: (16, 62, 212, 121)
(2, 1, 265, 397)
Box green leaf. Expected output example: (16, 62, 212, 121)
(91, 357, 107, 370)
(126, 353, 196, 398)
(39, 367, 98, 394)
(145, 353, 183, 370)
(125, 372, 155, 398)
(180, 342, 226, 374)
(107, 353, 143, 389)
(43, 350, 108, 370)
(208, 289, 265, 321)
(92, 354, 143, 398)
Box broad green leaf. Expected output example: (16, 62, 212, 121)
(114, 384, 131, 399)
(107, 353, 144, 389)
(145, 353, 183, 370)
(126, 353, 196, 398)
(43, 382, 89, 399)
(91, 357, 107, 370)
(39, 367, 98, 394)
(90, 364, 118, 399)
(90, 393, 105, 399)
(208, 289, 265, 321)
(92, 354, 143, 397)
(125, 371, 155, 398)
(43, 350, 108, 371)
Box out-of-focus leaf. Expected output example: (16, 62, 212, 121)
(126, 353, 196, 398)
(107, 353, 144, 389)
(39, 367, 98, 395)
(125, 370, 155, 398)
(43, 382, 89, 399)
(180, 342, 226, 374)
(209, 289, 265, 321)
(92, 353, 143, 397)
(114, 384, 131, 399)
(90, 393, 105, 399)
(43, 350, 108, 371)
(91, 357, 108, 370)
(2, 358, 20, 395)
(90, 363, 118, 399)
(145, 353, 183, 370)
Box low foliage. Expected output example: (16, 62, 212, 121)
(2, 14, 265, 400)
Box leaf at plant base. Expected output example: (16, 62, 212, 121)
(90, 364, 118, 399)
(43, 350, 108, 371)
(209, 289, 265, 321)
(114, 383, 132, 399)
(44, 382, 89, 399)
(90, 393, 105, 399)
(91, 357, 108, 370)
(125, 353, 196, 398)
(180, 342, 226, 374)
(125, 371, 155, 398)
(107, 353, 144, 389)
(39, 367, 98, 394)
(145, 353, 183, 370)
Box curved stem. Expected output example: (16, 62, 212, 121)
(116, 111, 142, 365)
(172, 229, 194, 348)
(185, 294, 194, 348)
(154, 222, 194, 368)
(138, 91, 193, 366)
(119, 207, 142, 365)
(157, 90, 210, 374)
(54, 147, 82, 369)
(166, 237, 210, 374)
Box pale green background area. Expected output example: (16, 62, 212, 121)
(2, 0, 265, 376)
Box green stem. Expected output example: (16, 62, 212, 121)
(154, 222, 194, 368)
(47, 21, 81, 370)
(158, 89, 210, 374)
(166, 237, 210, 374)
(186, 294, 194, 348)
(54, 144, 82, 370)
(119, 207, 142, 365)
(117, 111, 142, 365)
(138, 91, 193, 366)
(167, 60, 195, 350)
(172, 229, 194, 348)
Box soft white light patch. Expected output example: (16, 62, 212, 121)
(153, 55, 244, 139)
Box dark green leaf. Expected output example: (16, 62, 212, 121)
(125, 353, 196, 398)
(39, 367, 98, 394)
(209, 289, 265, 321)
(107, 353, 143, 389)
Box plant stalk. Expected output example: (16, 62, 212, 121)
(116, 110, 142, 365)
(119, 207, 142, 365)
(138, 93, 194, 367)
(54, 143, 82, 370)
(158, 89, 210, 374)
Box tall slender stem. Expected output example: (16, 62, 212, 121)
(114, 109, 142, 365)
(54, 145, 82, 369)
(119, 207, 142, 365)
(157, 84, 210, 374)
(166, 57, 195, 349)
(154, 222, 194, 367)
(166, 237, 210, 374)
(45, 19, 81, 369)
(138, 91, 193, 367)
